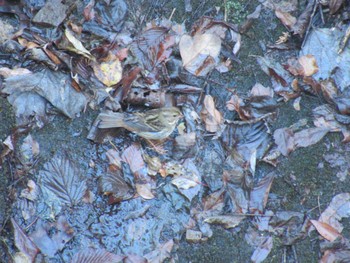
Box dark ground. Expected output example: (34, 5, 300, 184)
(1, 0, 349, 262)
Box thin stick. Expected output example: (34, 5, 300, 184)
(169, 8, 176, 21)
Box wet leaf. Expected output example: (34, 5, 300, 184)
(144, 239, 174, 263)
(245, 227, 273, 263)
(99, 169, 134, 203)
(291, 0, 313, 37)
(3, 69, 88, 125)
(200, 95, 223, 133)
(180, 33, 221, 76)
(11, 218, 39, 262)
(321, 249, 350, 263)
(20, 134, 39, 166)
(249, 172, 275, 214)
(32, 0, 69, 27)
(39, 155, 87, 207)
(92, 52, 122, 87)
(294, 127, 329, 148)
(319, 193, 350, 233)
(121, 143, 148, 180)
(311, 220, 342, 242)
(30, 216, 74, 257)
(71, 248, 125, 263)
(301, 27, 350, 91)
(130, 26, 174, 82)
(222, 121, 271, 164)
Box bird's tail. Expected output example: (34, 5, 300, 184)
(98, 112, 125, 128)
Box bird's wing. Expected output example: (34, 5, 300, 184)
(123, 113, 160, 133)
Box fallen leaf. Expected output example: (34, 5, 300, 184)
(273, 128, 294, 156)
(298, 55, 319, 76)
(30, 216, 74, 257)
(180, 33, 221, 76)
(144, 239, 174, 263)
(71, 248, 125, 263)
(92, 52, 122, 87)
(11, 218, 39, 262)
(3, 69, 87, 125)
(319, 193, 350, 233)
(204, 215, 244, 229)
(249, 172, 275, 214)
(275, 10, 296, 29)
(136, 183, 155, 200)
(293, 127, 329, 148)
(201, 95, 223, 133)
(39, 154, 87, 207)
(99, 169, 134, 203)
(64, 28, 94, 60)
(311, 220, 342, 242)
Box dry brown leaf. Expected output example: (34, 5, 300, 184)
(180, 33, 221, 76)
(201, 95, 223, 133)
(311, 220, 342, 242)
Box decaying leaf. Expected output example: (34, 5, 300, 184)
(275, 10, 296, 29)
(99, 169, 134, 204)
(136, 183, 155, 200)
(64, 28, 94, 60)
(311, 220, 342, 242)
(30, 216, 74, 258)
(0, 67, 32, 77)
(92, 52, 122, 87)
(39, 154, 87, 207)
(20, 134, 40, 166)
(71, 248, 125, 263)
(3, 69, 88, 125)
(180, 33, 221, 76)
(319, 193, 350, 233)
(144, 239, 174, 263)
(274, 126, 329, 156)
(301, 27, 350, 91)
(204, 215, 245, 229)
(11, 218, 39, 262)
(249, 172, 275, 214)
(201, 95, 223, 133)
(245, 227, 273, 263)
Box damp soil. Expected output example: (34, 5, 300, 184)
(1, 0, 349, 262)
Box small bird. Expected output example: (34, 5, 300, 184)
(98, 107, 183, 140)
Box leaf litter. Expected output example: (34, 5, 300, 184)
(2, 0, 350, 262)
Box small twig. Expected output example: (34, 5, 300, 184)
(230, 213, 275, 217)
(169, 8, 176, 21)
